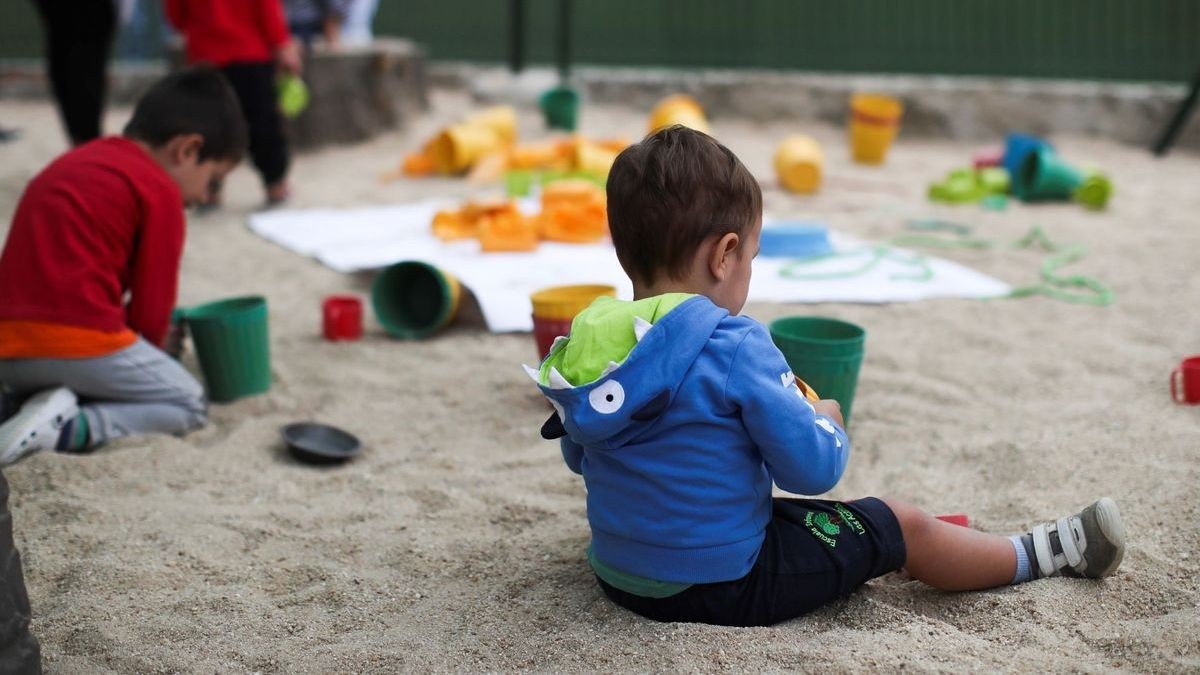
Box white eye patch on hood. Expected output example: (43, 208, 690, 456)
(588, 380, 625, 414)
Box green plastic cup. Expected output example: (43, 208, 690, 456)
(769, 316, 866, 425)
(184, 296, 271, 403)
(1073, 172, 1112, 210)
(539, 86, 580, 132)
(371, 261, 462, 340)
(1013, 146, 1083, 201)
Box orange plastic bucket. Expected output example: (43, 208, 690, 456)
(849, 94, 903, 164)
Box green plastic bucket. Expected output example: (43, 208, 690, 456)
(184, 296, 271, 403)
(1013, 146, 1083, 201)
(371, 261, 462, 339)
(769, 316, 866, 425)
(539, 86, 579, 132)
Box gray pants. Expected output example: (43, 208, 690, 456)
(0, 338, 207, 446)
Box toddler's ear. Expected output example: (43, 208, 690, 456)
(708, 232, 741, 281)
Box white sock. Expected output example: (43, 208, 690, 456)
(1009, 535, 1033, 584)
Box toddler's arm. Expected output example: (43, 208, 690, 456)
(725, 325, 850, 495)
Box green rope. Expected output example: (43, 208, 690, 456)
(1007, 245, 1115, 306)
(776, 223, 1113, 307)
(779, 245, 933, 283)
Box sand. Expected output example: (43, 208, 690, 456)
(1, 89, 1198, 673)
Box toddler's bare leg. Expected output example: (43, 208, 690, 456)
(882, 497, 1016, 591)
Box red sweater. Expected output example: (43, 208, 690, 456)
(0, 138, 185, 349)
(165, 0, 291, 67)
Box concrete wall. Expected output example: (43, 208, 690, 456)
(453, 64, 1200, 153)
(3, 57, 1196, 153)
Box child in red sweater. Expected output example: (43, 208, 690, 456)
(0, 67, 247, 466)
(166, 0, 302, 205)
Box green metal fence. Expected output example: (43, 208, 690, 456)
(3, 0, 1197, 83)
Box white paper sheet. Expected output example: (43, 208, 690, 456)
(248, 205, 1010, 332)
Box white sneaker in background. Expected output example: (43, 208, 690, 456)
(0, 387, 79, 467)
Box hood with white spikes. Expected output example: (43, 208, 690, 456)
(522, 294, 728, 449)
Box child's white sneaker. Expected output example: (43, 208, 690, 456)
(0, 387, 79, 467)
(1026, 497, 1126, 579)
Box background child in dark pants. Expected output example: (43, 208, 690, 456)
(526, 126, 1127, 627)
(166, 0, 301, 206)
(31, 0, 118, 146)
(0, 67, 247, 467)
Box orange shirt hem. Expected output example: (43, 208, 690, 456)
(0, 320, 137, 359)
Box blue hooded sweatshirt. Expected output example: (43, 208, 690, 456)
(528, 294, 850, 585)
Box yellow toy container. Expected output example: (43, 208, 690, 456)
(464, 106, 518, 145)
(648, 95, 710, 135)
(530, 284, 616, 321)
(774, 135, 824, 194)
(431, 124, 503, 175)
(849, 94, 903, 164)
(530, 284, 617, 359)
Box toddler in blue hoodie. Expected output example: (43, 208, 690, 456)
(526, 126, 1126, 626)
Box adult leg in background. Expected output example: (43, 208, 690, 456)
(31, 0, 118, 145)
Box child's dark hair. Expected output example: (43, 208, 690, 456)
(607, 126, 762, 284)
(123, 66, 248, 162)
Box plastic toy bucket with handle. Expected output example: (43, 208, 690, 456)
(769, 316, 866, 425)
(184, 295, 272, 403)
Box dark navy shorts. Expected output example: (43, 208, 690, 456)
(596, 497, 907, 627)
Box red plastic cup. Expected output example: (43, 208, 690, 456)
(532, 315, 573, 360)
(323, 295, 363, 341)
(1171, 355, 1200, 404)
(972, 148, 1004, 169)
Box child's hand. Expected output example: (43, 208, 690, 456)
(277, 39, 303, 76)
(813, 399, 844, 428)
(164, 321, 186, 360)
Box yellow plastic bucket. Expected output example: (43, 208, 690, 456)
(431, 124, 503, 174)
(774, 135, 824, 194)
(849, 94, 903, 165)
(530, 284, 616, 322)
(464, 106, 518, 145)
(648, 95, 710, 134)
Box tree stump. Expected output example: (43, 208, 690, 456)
(287, 38, 429, 150)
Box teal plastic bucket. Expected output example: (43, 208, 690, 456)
(539, 86, 579, 131)
(1013, 146, 1083, 201)
(183, 296, 271, 403)
(769, 316, 866, 425)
